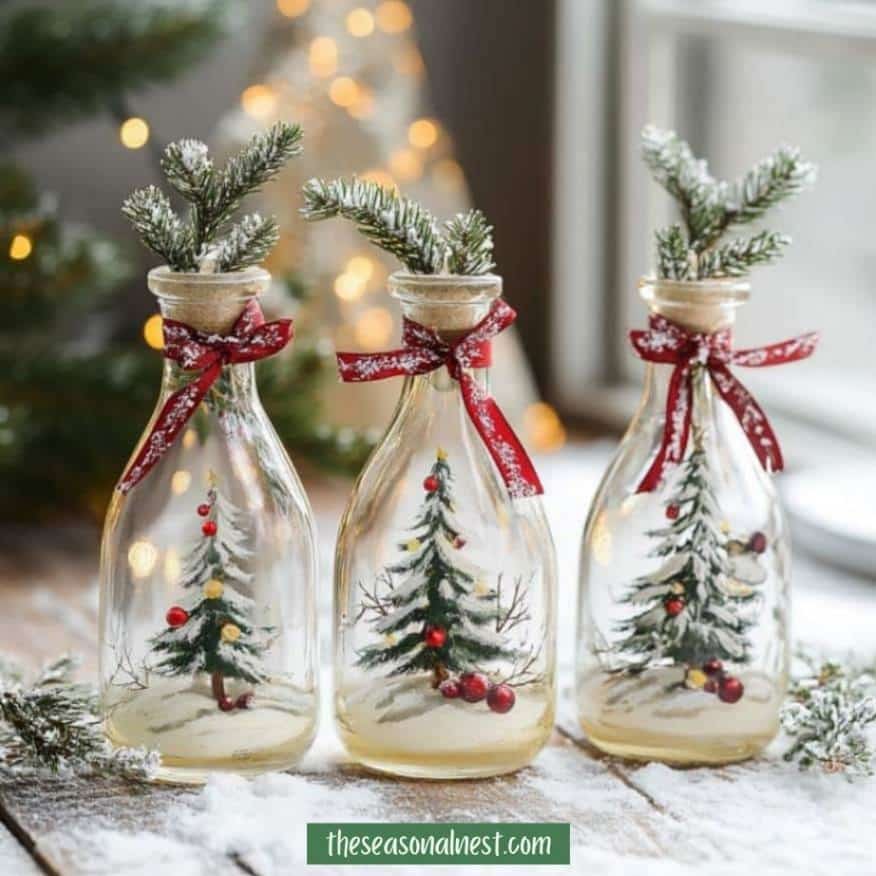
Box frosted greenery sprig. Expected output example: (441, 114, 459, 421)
(782, 652, 876, 779)
(642, 125, 815, 280)
(0, 655, 158, 781)
(122, 121, 302, 272)
(300, 177, 495, 275)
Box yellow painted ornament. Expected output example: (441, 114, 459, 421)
(405, 538, 421, 552)
(686, 668, 707, 689)
(221, 623, 241, 643)
(203, 578, 224, 599)
(383, 633, 397, 646)
(724, 578, 753, 597)
(474, 579, 490, 596)
(670, 581, 685, 595)
(720, 520, 731, 535)
(436, 446, 448, 461)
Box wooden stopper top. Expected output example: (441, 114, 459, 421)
(638, 276, 750, 333)
(148, 266, 271, 334)
(388, 271, 502, 333)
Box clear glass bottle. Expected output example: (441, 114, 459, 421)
(99, 267, 319, 783)
(335, 272, 557, 779)
(577, 277, 789, 765)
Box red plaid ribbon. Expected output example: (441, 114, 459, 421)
(118, 300, 292, 493)
(337, 299, 543, 498)
(630, 314, 818, 493)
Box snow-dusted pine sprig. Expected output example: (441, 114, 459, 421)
(642, 125, 815, 280)
(655, 224, 690, 280)
(0, 655, 158, 781)
(123, 121, 301, 272)
(444, 209, 495, 275)
(782, 652, 876, 778)
(301, 177, 445, 274)
(301, 177, 495, 275)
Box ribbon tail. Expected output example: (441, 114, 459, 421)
(118, 363, 219, 493)
(710, 363, 783, 474)
(636, 362, 693, 493)
(336, 349, 440, 382)
(458, 374, 543, 498)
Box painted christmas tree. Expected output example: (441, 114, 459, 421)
(150, 474, 270, 712)
(357, 449, 522, 709)
(616, 430, 766, 704)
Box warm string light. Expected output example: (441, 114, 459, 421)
(171, 470, 192, 495)
(388, 147, 423, 181)
(241, 84, 277, 119)
(334, 272, 366, 302)
(523, 402, 567, 452)
(347, 87, 375, 119)
(376, 1, 413, 33)
(328, 76, 360, 108)
(393, 43, 424, 77)
(143, 314, 164, 350)
(128, 540, 158, 578)
(355, 307, 394, 349)
(408, 118, 439, 149)
(431, 158, 465, 192)
(8, 234, 32, 260)
(182, 429, 198, 450)
(346, 7, 375, 37)
(276, 0, 310, 17)
(309, 36, 338, 77)
(119, 117, 150, 149)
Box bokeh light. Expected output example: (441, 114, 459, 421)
(119, 117, 150, 149)
(346, 7, 375, 37)
(523, 402, 567, 452)
(309, 36, 338, 77)
(334, 272, 366, 302)
(171, 470, 192, 495)
(376, 1, 413, 33)
(329, 77, 360, 108)
(389, 147, 423, 181)
(8, 234, 32, 260)
(143, 314, 164, 350)
(355, 307, 394, 349)
(408, 118, 439, 149)
(241, 84, 277, 119)
(277, 0, 310, 17)
(128, 540, 158, 578)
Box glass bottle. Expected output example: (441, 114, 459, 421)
(577, 277, 789, 765)
(335, 272, 557, 779)
(99, 267, 319, 783)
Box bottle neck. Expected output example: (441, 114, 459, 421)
(640, 361, 715, 443)
(161, 359, 258, 407)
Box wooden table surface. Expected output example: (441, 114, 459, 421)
(1, 454, 874, 875)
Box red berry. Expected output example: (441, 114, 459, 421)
(703, 658, 724, 676)
(486, 683, 516, 714)
(202, 520, 217, 537)
(423, 625, 447, 648)
(459, 672, 489, 703)
(664, 597, 685, 617)
(748, 531, 767, 554)
(235, 692, 255, 709)
(704, 679, 718, 694)
(423, 475, 439, 492)
(666, 505, 680, 520)
(217, 696, 234, 712)
(718, 676, 744, 704)
(452, 536, 466, 549)
(439, 679, 460, 699)
(165, 606, 189, 628)
(197, 503, 211, 517)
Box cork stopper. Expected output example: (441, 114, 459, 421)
(388, 271, 502, 335)
(148, 266, 271, 334)
(638, 276, 750, 333)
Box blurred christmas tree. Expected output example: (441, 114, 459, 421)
(0, 0, 369, 522)
(216, 0, 563, 448)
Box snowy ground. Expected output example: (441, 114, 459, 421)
(31, 446, 876, 874)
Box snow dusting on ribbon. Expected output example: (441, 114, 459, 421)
(336, 299, 543, 498)
(118, 301, 292, 493)
(630, 314, 818, 493)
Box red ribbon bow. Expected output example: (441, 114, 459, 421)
(337, 299, 543, 498)
(630, 314, 818, 493)
(118, 300, 293, 493)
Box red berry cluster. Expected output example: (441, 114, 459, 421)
(197, 493, 217, 536)
(438, 672, 516, 714)
(664, 596, 685, 617)
(423, 625, 447, 649)
(218, 692, 255, 712)
(701, 658, 744, 703)
(423, 475, 439, 492)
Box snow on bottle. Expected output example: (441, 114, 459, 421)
(99, 125, 319, 782)
(302, 180, 557, 778)
(576, 128, 818, 764)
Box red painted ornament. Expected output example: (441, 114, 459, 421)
(202, 520, 217, 537)
(704, 679, 718, 694)
(439, 679, 460, 699)
(197, 503, 211, 517)
(665, 504, 680, 520)
(423, 625, 447, 648)
(217, 696, 235, 712)
(748, 531, 768, 554)
(718, 675, 744, 704)
(486, 683, 516, 714)
(452, 536, 466, 549)
(664, 597, 685, 617)
(458, 672, 489, 703)
(703, 658, 724, 676)
(235, 692, 255, 709)
(423, 475, 439, 492)
(165, 606, 189, 628)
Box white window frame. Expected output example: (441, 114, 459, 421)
(551, 0, 876, 455)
